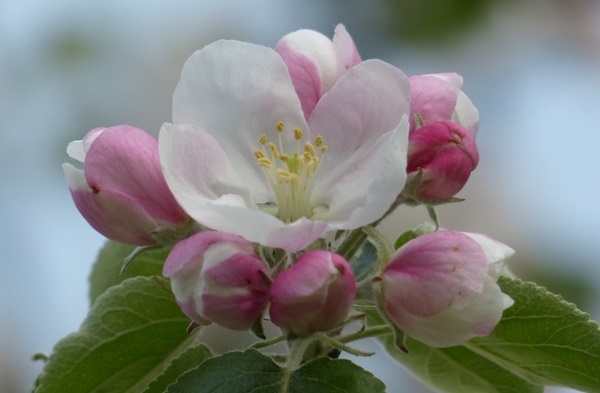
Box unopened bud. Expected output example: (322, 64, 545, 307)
(269, 251, 356, 336)
(163, 231, 270, 331)
(63, 125, 188, 246)
(404, 121, 479, 201)
(380, 230, 514, 347)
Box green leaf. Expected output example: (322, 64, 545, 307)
(467, 277, 600, 392)
(381, 333, 543, 393)
(288, 356, 386, 393)
(364, 306, 542, 393)
(89, 240, 170, 304)
(348, 240, 378, 282)
(34, 276, 208, 393)
(373, 277, 600, 392)
(393, 229, 416, 250)
(167, 349, 385, 393)
(142, 345, 213, 393)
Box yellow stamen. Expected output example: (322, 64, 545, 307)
(257, 157, 273, 168)
(253, 121, 329, 222)
(294, 127, 303, 140)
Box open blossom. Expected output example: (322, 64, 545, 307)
(163, 231, 270, 331)
(276, 24, 361, 118)
(159, 39, 410, 251)
(269, 251, 356, 336)
(380, 230, 514, 347)
(62, 125, 188, 246)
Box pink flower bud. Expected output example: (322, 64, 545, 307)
(163, 231, 270, 330)
(381, 230, 514, 348)
(269, 251, 356, 336)
(276, 24, 361, 118)
(409, 73, 479, 134)
(62, 125, 188, 246)
(405, 121, 479, 200)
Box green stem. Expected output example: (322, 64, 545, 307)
(338, 325, 393, 344)
(336, 228, 367, 260)
(251, 334, 286, 349)
(280, 338, 313, 393)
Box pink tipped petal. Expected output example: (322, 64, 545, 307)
(198, 201, 328, 252)
(409, 75, 459, 131)
(269, 251, 356, 335)
(276, 29, 338, 117)
(308, 60, 410, 227)
(85, 125, 186, 224)
(383, 231, 488, 317)
(64, 179, 158, 245)
(172, 40, 308, 175)
(398, 277, 507, 348)
(428, 72, 463, 89)
(277, 48, 322, 118)
(165, 231, 269, 330)
(310, 60, 410, 158)
(332, 24, 361, 73)
(163, 231, 251, 277)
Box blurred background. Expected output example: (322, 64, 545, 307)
(1, 0, 599, 392)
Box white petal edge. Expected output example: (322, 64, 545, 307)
(171, 39, 308, 192)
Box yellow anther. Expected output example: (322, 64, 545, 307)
(254, 124, 327, 222)
(304, 141, 316, 157)
(294, 128, 303, 140)
(267, 142, 278, 154)
(276, 168, 293, 182)
(257, 157, 273, 168)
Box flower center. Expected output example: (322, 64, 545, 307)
(254, 121, 328, 223)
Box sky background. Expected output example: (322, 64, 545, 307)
(1, 1, 600, 392)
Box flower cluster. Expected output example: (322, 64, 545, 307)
(63, 25, 513, 351)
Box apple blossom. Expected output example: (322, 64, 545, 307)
(404, 121, 479, 201)
(163, 231, 270, 331)
(269, 251, 356, 336)
(409, 73, 479, 134)
(276, 23, 361, 118)
(62, 125, 188, 246)
(380, 230, 514, 348)
(159, 39, 410, 252)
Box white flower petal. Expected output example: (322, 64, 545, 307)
(308, 60, 410, 228)
(313, 117, 408, 229)
(407, 277, 507, 347)
(66, 141, 85, 163)
(198, 199, 328, 252)
(172, 40, 308, 184)
(159, 122, 254, 208)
